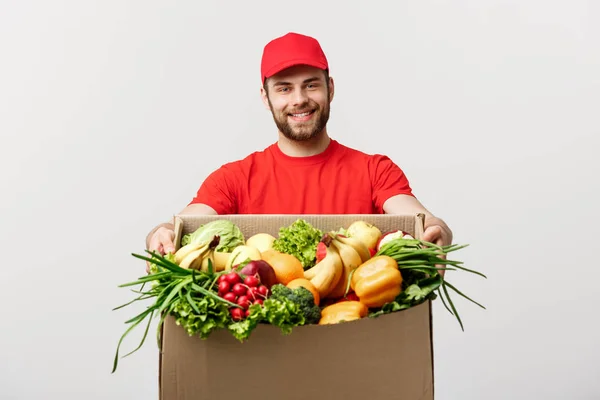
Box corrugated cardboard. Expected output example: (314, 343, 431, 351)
(159, 214, 434, 400)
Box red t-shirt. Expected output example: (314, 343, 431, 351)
(189, 139, 414, 214)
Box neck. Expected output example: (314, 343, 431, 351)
(277, 131, 331, 157)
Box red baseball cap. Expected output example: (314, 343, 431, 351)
(260, 32, 329, 83)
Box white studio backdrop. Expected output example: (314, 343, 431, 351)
(1, 1, 599, 399)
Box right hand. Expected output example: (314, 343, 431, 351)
(146, 225, 176, 273)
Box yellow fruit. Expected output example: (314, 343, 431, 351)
(263, 251, 304, 285)
(309, 240, 343, 299)
(326, 238, 362, 299)
(226, 245, 262, 270)
(347, 221, 382, 250)
(213, 251, 231, 271)
(245, 233, 276, 253)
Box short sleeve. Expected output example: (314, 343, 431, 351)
(369, 155, 414, 213)
(189, 165, 239, 214)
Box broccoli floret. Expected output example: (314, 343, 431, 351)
(269, 284, 321, 324)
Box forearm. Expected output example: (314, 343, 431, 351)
(382, 194, 453, 244)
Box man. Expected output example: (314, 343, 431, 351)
(146, 32, 452, 269)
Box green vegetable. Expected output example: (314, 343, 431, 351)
(258, 297, 306, 333)
(228, 296, 306, 341)
(227, 304, 263, 341)
(172, 295, 231, 339)
(272, 219, 323, 269)
(373, 238, 487, 330)
(269, 283, 321, 324)
(181, 220, 245, 252)
(111, 251, 239, 373)
(148, 252, 176, 275)
(368, 275, 441, 317)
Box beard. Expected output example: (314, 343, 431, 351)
(268, 97, 330, 142)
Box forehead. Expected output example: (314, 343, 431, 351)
(268, 65, 326, 85)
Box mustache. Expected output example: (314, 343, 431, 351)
(285, 100, 319, 115)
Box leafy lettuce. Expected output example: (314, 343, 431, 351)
(272, 219, 323, 269)
(181, 220, 245, 252)
(227, 296, 306, 341)
(172, 295, 231, 339)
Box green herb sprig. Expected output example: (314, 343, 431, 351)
(374, 238, 487, 330)
(111, 250, 236, 373)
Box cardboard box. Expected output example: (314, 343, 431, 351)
(159, 214, 434, 400)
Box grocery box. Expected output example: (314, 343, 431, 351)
(159, 213, 434, 400)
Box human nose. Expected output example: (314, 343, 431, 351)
(291, 87, 308, 106)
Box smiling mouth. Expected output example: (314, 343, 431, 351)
(288, 110, 316, 123)
(289, 110, 314, 117)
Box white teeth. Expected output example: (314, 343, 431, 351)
(292, 111, 311, 117)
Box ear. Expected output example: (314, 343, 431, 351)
(260, 85, 271, 110)
(328, 76, 335, 102)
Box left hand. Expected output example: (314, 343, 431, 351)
(421, 216, 453, 277)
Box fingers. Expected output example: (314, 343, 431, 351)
(148, 228, 175, 255)
(421, 226, 442, 244)
(421, 226, 447, 277)
(146, 227, 175, 274)
(157, 228, 176, 254)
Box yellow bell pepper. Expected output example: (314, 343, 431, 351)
(318, 301, 368, 325)
(351, 259, 403, 308)
(350, 255, 398, 288)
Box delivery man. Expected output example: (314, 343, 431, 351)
(145, 32, 452, 271)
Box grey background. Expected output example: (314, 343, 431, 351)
(1, 0, 599, 399)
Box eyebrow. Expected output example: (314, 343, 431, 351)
(272, 77, 322, 87)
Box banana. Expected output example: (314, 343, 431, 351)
(213, 251, 231, 272)
(304, 259, 326, 280)
(334, 234, 371, 263)
(174, 242, 204, 265)
(179, 243, 211, 269)
(327, 238, 363, 299)
(178, 235, 221, 270)
(309, 236, 343, 299)
(200, 250, 216, 272)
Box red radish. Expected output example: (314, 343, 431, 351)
(230, 308, 244, 321)
(218, 274, 228, 284)
(237, 295, 251, 309)
(257, 285, 269, 297)
(316, 241, 327, 263)
(223, 292, 237, 303)
(369, 248, 377, 257)
(218, 281, 230, 294)
(247, 286, 260, 300)
(232, 283, 246, 296)
(253, 299, 264, 306)
(225, 272, 241, 285)
(244, 275, 259, 288)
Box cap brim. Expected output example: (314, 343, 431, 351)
(263, 58, 328, 81)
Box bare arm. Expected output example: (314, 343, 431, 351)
(382, 194, 453, 247)
(144, 203, 217, 272)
